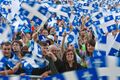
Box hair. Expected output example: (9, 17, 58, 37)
(12, 40, 23, 48)
(62, 49, 78, 70)
(85, 39, 96, 56)
(1, 42, 11, 48)
(87, 39, 96, 47)
(21, 46, 30, 56)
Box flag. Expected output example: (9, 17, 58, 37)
(90, 56, 120, 80)
(48, 4, 71, 18)
(93, 33, 115, 57)
(56, 27, 66, 44)
(0, 16, 12, 44)
(47, 15, 57, 28)
(108, 33, 120, 56)
(19, 1, 51, 29)
(65, 28, 79, 48)
(28, 39, 43, 58)
(99, 15, 117, 33)
(76, 68, 98, 80)
(0, 0, 21, 23)
(44, 68, 98, 80)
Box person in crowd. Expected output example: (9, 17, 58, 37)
(81, 39, 96, 68)
(41, 29, 49, 37)
(0, 45, 51, 77)
(53, 49, 85, 73)
(49, 44, 63, 61)
(0, 42, 22, 75)
(19, 32, 31, 47)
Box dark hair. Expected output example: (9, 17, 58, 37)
(85, 39, 96, 56)
(12, 40, 23, 48)
(1, 42, 11, 48)
(21, 46, 31, 56)
(87, 39, 96, 47)
(62, 49, 78, 70)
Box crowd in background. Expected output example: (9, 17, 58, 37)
(0, 12, 97, 78)
(0, 0, 120, 79)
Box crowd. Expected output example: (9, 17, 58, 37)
(0, 12, 98, 78)
(0, 0, 120, 79)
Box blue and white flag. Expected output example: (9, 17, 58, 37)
(108, 33, 120, 56)
(48, 4, 71, 18)
(0, 0, 21, 23)
(56, 27, 66, 44)
(90, 56, 120, 80)
(65, 28, 79, 48)
(0, 16, 12, 44)
(44, 68, 98, 80)
(19, 1, 51, 29)
(99, 15, 117, 33)
(93, 33, 115, 57)
(28, 39, 43, 58)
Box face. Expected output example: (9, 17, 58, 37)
(41, 46, 49, 56)
(50, 28, 56, 34)
(50, 46, 58, 55)
(87, 43, 95, 53)
(54, 34, 58, 42)
(66, 51, 74, 62)
(2, 45, 11, 57)
(42, 30, 48, 36)
(67, 44, 74, 51)
(83, 37, 88, 44)
(25, 33, 31, 40)
(12, 42, 21, 52)
(80, 30, 85, 38)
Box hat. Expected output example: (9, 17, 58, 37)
(47, 35, 54, 41)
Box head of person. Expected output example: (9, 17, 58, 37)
(86, 39, 96, 56)
(1, 42, 11, 57)
(21, 46, 30, 56)
(25, 32, 32, 40)
(67, 43, 74, 51)
(12, 40, 23, 53)
(48, 45, 58, 56)
(41, 29, 48, 37)
(62, 49, 76, 63)
(80, 28, 87, 38)
(49, 27, 56, 35)
(41, 43, 49, 56)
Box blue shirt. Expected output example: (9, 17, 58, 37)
(21, 53, 49, 75)
(0, 52, 20, 71)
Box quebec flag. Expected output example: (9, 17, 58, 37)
(0, 16, 12, 44)
(99, 15, 117, 33)
(44, 56, 120, 80)
(44, 68, 98, 80)
(19, 1, 51, 29)
(0, 0, 21, 23)
(108, 33, 120, 56)
(93, 33, 115, 57)
(90, 56, 120, 80)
